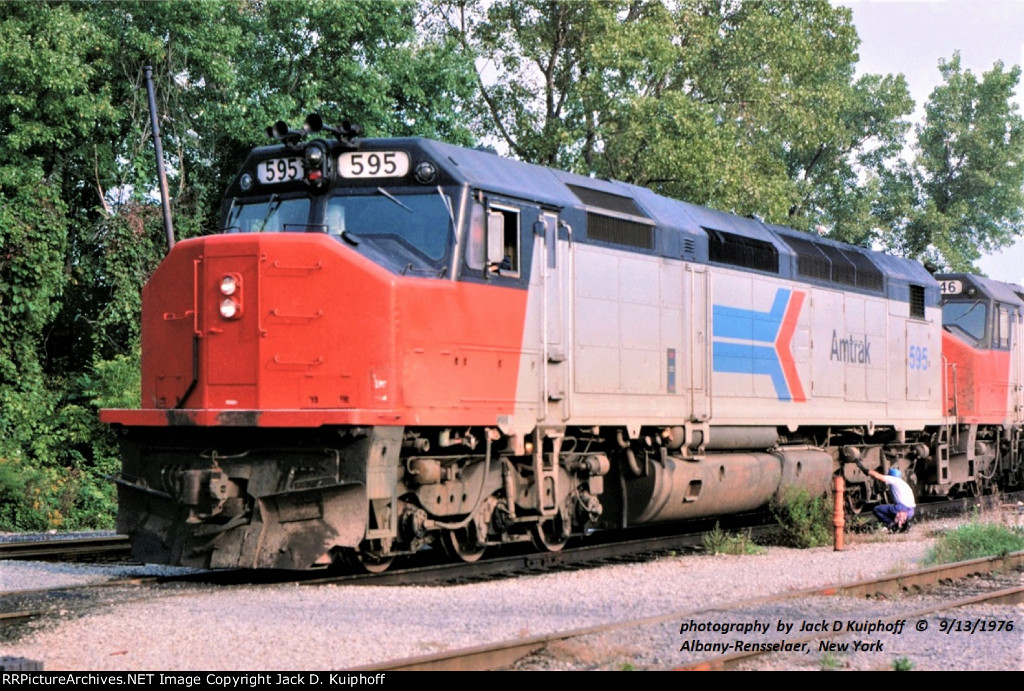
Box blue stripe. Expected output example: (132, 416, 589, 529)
(712, 343, 792, 400)
(711, 289, 793, 401)
(712, 289, 789, 342)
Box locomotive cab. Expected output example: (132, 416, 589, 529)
(934, 273, 1024, 495)
(221, 127, 460, 278)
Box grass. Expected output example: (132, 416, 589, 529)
(701, 522, 766, 555)
(819, 652, 844, 670)
(891, 656, 915, 671)
(769, 487, 833, 548)
(923, 520, 1024, 565)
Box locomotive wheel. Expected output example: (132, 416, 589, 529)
(355, 552, 394, 573)
(350, 542, 394, 573)
(531, 515, 569, 552)
(843, 485, 866, 515)
(442, 526, 486, 562)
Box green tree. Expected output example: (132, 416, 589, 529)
(428, 0, 612, 167)
(0, 2, 121, 529)
(432, 0, 915, 239)
(63, 0, 477, 367)
(881, 53, 1024, 271)
(0, 0, 477, 530)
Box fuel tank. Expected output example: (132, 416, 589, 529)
(627, 446, 833, 524)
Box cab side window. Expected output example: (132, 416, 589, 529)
(995, 305, 1012, 349)
(488, 205, 520, 275)
(467, 202, 486, 270)
(466, 199, 520, 276)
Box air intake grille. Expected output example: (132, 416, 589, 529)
(781, 234, 883, 292)
(704, 227, 779, 273)
(910, 284, 925, 318)
(588, 213, 654, 249)
(568, 184, 648, 218)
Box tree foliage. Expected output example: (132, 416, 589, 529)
(881, 53, 1024, 270)
(429, 0, 917, 239)
(431, 0, 1022, 267)
(0, 0, 477, 530)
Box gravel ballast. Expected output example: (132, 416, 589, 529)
(2, 517, 1022, 671)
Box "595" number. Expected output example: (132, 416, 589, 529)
(338, 151, 410, 179)
(908, 345, 930, 370)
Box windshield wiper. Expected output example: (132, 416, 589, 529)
(376, 187, 412, 213)
(437, 185, 455, 228)
(259, 194, 281, 232)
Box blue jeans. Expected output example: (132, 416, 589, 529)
(873, 503, 914, 527)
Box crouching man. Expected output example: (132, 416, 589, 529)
(858, 462, 916, 532)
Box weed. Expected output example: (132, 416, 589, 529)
(702, 522, 765, 555)
(886, 561, 911, 575)
(701, 522, 728, 553)
(618, 662, 636, 671)
(819, 652, 843, 670)
(923, 520, 1024, 565)
(769, 487, 833, 548)
(891, 656, 915, 671)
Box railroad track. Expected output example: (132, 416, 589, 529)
(2, 491, 1019, 638)
(0, 516, 765, 637)
(1, 490, 1017, 570)
(345, 551, 1024, 671)
(0, 574, 170, 633)
(0, 535, 129, 563)
(2, 503, 1020, 670)
(0, 490, 1017, 589)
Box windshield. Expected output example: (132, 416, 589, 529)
(225, 197, 312, 233)
(325, 191, 452, 261)
(942, 300, 988, 342)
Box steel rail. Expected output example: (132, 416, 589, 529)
(347, 550, 1024, 672)
(676, 584, 1024, 671)
(0, 490, 1016, 569)
(0, 535, 129, 562)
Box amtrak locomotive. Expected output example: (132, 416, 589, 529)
(101, 116, 1024, 570)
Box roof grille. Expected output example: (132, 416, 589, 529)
(567, 184, 648, 218)
(780, 234, 883, 292)
(588, 213, 654, 249)
(704, 227, 779, 273)
(910, 284, 925, 318)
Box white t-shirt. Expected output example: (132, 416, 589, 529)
(882, 475, 916, 508)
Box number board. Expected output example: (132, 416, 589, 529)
(939, 279, 963, 295)
(339, 151, 410, 179)
(258, 157, 305, 184)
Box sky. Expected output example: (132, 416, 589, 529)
(840, 0, 1024, 283)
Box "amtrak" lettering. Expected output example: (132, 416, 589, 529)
(830, 330, 872, 364)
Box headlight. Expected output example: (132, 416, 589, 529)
(220, 298, 241, 319)
(220, 275, 238, 296)
(305, 141, 328, 184)
(414, 160, 437, 184)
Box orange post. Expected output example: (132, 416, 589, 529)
(833, 474, 845, 551)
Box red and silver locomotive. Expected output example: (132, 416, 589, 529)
(101, 117, 1024, 570)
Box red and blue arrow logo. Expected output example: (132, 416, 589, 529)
(712, 288, 806, 402)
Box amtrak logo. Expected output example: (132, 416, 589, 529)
(712, 288, 806, 402)
(830, 330, 872, 363)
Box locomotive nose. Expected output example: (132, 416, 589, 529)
(131, 232, 397, 419)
